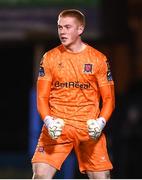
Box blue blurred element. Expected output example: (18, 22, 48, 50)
(28, 87, 77, 178)
(62, 150, 77, 179)
(54, 150, 77, 179)
(28, 87, 43, 158)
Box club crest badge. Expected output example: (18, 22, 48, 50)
(83, 64, 93, 74)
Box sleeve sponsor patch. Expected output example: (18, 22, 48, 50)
(106, 60, 113, 81)
(39, 66, 45, 77)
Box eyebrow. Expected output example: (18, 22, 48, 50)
(58, 24, 72, 27)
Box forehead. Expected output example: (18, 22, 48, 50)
(57, 16, 79, 25)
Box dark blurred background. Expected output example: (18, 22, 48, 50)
(0, 0, 142, 178)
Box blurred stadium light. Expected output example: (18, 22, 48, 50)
(0, 0, 103, 41)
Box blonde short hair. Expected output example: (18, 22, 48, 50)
(58, 9, 85, 27)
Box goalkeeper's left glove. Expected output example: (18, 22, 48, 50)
(44, 115, 64, 139)
(87, 117, 106, 139)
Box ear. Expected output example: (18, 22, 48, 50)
(78, 25, 84, 35)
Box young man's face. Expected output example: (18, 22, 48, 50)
(57, 16, 84, 47)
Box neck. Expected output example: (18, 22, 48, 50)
(64, 39, 86, 53)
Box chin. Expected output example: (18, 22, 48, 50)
(62, 42, 70, 47)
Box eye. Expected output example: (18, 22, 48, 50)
(58, 25, 62, 30)
(65, 25, 71, 29)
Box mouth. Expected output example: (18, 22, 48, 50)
(60, 36, 68, 42)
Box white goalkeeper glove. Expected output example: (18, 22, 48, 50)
(44, 115, 64, 139)
(87, 117, 106, 139)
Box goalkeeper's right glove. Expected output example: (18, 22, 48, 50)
(44, 115, 64, 139)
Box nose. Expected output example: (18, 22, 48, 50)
(59, 27, 66, 34)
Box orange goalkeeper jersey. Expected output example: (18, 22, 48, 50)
(37, 44, 114, 129)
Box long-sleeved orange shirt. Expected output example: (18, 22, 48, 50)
(37, 44, 115, 129)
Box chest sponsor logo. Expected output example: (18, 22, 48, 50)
(54, 81, 91, 89)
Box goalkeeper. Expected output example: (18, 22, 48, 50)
(32, 9, 115, 179)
